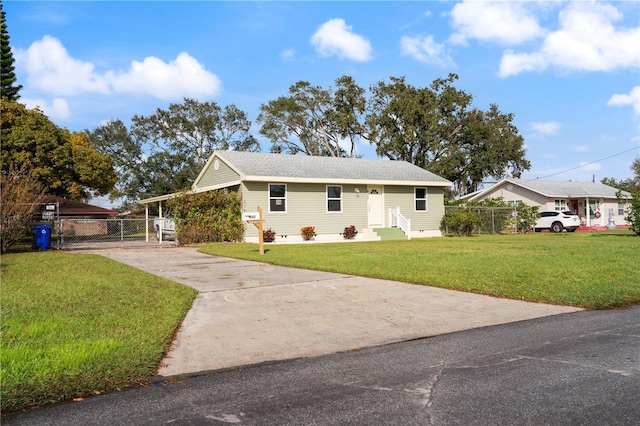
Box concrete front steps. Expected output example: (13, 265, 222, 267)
(374, 227, 408, 240)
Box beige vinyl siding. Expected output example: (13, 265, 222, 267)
(194, 157, 241, 190)
(384, 186, 444, 231)
(242, 181, 368, 239)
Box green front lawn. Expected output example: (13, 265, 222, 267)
(200, 232, 640, 309)
(0, 252, 197, 414)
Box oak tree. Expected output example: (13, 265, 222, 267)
(89, 98, 259, 202)
(1, 100, 116, 199)
(258, 76, 367, 157)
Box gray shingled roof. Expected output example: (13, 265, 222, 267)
(215, 151, 450, 185)
(510, 179, 630, 198)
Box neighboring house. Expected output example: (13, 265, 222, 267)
(39, 196, 119, 236)
(141, 150, 451, 242)
(460, 178, 631, 228)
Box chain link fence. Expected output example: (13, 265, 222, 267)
(444, 206, 526, 234)
(57, 218, 177, 249)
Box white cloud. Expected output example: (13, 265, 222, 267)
(530, 121, 561, 136)
(499, 2, 640, 77)
(108, 53, 222, 100)
(311, 18, 373, 62)
(607, 86, 640, 117)
(449, 0, 544, 46)
(15, 35, 222, 100)
(400, 35, 455, 68)
(16, 35, 109, 95)
(22, 97, 70, 120)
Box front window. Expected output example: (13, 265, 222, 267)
(327, 185, 342, 212)
(554, 199, 566, 211)
(415, 187, 427, 211)
(269, 184, 286, 212)
(618, 202, 625, 216)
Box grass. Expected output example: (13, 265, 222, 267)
(0, 251, 197, 414)
(199, 232, 640, 309)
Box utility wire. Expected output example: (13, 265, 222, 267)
(537, 146, 639, 179)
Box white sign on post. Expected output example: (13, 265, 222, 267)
(242, 212, 260, 221)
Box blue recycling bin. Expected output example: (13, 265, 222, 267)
(33, 224, 51, 250)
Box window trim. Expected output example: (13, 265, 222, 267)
(326, 185, 342, 213)
(618, 202, 625, 216)
(554, 199, 567, 211)
(414, 187, 428, 212)
(268, 183, 287, 213)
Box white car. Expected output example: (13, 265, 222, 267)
(534, 211, 581, 233)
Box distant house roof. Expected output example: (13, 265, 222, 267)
(41, 196, 119, 216)
(195, 150, 451, 187)
(461, 178, 631, 201)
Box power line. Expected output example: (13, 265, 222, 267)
(537, 146, 639, 179)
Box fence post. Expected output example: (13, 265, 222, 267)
(492, 208, 495, 234)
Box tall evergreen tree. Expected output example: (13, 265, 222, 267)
(1, 0, 22, 101)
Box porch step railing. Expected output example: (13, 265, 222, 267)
(388, 207, 411, 240)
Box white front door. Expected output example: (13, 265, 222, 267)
(367, 186, 384, 227)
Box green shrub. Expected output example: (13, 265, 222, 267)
(441, 211, 482, 236)
(168, 190, 243, 244)
(624, 192, 640, 235)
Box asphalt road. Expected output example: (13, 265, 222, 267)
(6, 306, 639, 426)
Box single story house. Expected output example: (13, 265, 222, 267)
(141, 150, 451, 242)
(459, 178, 631, 228)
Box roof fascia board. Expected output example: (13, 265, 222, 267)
(463, 178, 509, 201)
(243, 175, 451, 187)
(139, 191, 183, 204)
(194, 181, 242, 193)
(213, 151, 248, 180)
(192, 154, 216, 189)
(497, 179, 549, 198)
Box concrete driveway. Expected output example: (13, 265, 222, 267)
(88, 246, 581, 377)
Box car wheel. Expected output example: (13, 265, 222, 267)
(551, 222, 563, 233)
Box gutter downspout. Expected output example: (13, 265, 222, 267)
(586, 196, 590, 227)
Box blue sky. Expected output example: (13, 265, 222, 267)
(6, 1, 640, 193)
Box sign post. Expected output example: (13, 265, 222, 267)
(243, 207, 265, 255)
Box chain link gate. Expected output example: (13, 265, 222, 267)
(59, 218, 177, 249)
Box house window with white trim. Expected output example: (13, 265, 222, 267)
(327, 185, 342, 212)
(415, 187, 427, 211)
(618, 202, 625, 216)
(269, 184, 286, 212)
(554, 199, 566, 211)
